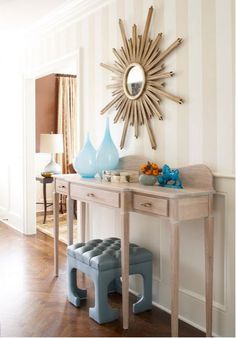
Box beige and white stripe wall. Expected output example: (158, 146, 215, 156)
(24, 0, 234, 336)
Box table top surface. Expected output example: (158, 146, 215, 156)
(36, 176, 54, 183)
(55, 173, 215, 199)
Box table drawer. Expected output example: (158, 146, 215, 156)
(56, 180, 69, 195)
(133, 193, 168, 216)
(70, 184, 120, 208)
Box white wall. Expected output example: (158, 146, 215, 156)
(3, 0, 235, 336)
(0, 31, 25, 231)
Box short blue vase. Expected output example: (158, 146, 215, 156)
(74, 135, 97, 178)
(96, 118, 119, 175)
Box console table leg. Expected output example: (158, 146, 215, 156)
(121, 192, 131, 330)
(78, 201, 86, 242)
(67, 197, 74, 245)
(53, 191, 59, 277)
(170, 220, 180, 337)
(204, 215, 214, 337)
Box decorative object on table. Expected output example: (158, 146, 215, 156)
(96, 118, 119, 175)
(157, 164, 183, 189)
(102, 169, 139, 183)
(139, 161, 159, 186)
(100, 6, 184, 149)
(41, 172, 53, 178)
(40, 133, 64, 174)
(73, 134, 97, 178)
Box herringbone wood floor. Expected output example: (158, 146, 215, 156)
(0, 222, 204, 337)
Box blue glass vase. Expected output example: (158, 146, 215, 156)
(73, 134, 97, 178)
(96, 118, 119, 175)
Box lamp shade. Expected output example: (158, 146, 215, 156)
(40, 134, 64, 154)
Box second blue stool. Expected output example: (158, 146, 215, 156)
(67, 237, 153, 324)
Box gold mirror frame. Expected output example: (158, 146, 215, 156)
(100, 6, 184, 149)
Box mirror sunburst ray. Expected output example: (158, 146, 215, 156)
(100, 6, 184, 149)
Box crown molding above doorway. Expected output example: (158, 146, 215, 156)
(27, 0, 115, 38)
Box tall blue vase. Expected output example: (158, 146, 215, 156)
(96, 118, 119, 175)
(73, 134, 97, 178)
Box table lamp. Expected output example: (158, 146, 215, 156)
(40, 133, 64, 174)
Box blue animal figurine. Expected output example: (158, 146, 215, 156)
(157, 164, 183, 189)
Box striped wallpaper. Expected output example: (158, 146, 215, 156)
(25, 1, 235, 335)
(27, 0, 235, 176)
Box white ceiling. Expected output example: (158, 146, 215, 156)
(0, 0, 69, 32)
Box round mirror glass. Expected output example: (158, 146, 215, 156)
(126, 64, 145, 98)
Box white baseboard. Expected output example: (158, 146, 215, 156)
(0, 208, 23, 233)
(129, 288, 218, 337)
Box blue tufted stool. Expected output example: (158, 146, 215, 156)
(67, 237, 153, 324)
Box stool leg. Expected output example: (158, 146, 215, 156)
(133, 261, 152, 314)
(108, 277, 122, 294)
(67, 262, 87, 307)
(89, 272, 119, 324)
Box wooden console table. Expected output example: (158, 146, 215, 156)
(53, 161, 214, 337)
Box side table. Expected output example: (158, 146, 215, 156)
(36, 176, 54, 224)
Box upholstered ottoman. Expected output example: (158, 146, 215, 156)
(67, 237, 153, 324)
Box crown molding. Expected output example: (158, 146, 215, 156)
(26, 0, 114, 38)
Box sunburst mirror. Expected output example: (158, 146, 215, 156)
(100, 6, 184, 149)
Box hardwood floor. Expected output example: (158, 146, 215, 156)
(0, 222, 205, 337)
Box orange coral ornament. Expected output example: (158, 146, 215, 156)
(139, 161, 159, 176)
(153, 169, 158, 176)
(145, 170, 152, 175)
(140, 164, 148, 172)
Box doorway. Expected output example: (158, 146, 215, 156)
(23, 50, 82, 237)
(35, 73, 77, 243)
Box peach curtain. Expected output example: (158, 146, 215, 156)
(57, 76, 77, 174)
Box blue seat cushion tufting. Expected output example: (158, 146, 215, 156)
(67, 237, 152, 271)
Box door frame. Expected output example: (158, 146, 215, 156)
(22, 49, 82, 234)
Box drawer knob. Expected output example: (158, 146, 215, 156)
(87, 193, 95, 197)
(140, 202, 152, 207)
(58, 185, 65, 189)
